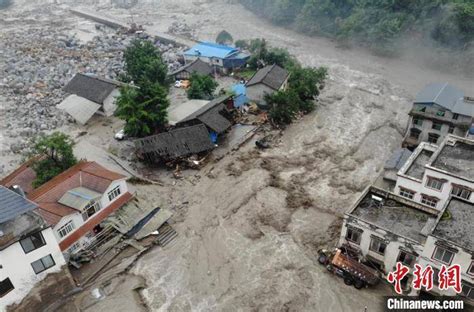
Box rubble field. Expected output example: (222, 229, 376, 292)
(1, 1, 472, 311)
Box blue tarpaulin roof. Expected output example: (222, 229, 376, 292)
(184, 42, 239, 59)
(232, 84, 248, 108)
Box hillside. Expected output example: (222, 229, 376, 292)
(239, 0, 474, 55)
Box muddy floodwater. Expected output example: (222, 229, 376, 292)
(0, 0, 472, 311)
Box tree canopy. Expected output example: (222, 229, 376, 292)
(266, 90, 302, 126)
(216, 30, 234, 45)
(187, 73, 218, 100)
(117, 39, 170, 137)
(32, 132, 77, 188)
(240, 0, 474, 53)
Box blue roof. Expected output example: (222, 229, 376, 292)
(184, 42, 239, 59)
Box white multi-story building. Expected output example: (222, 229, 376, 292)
(0, 186, 66, 310)
(395, 135, 473, 210)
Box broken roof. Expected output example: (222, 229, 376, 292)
(57, 94, 101, 125)
(432, 197, 473, 251)
(169, 58, 213, 76)
(28, 161, 127, 225)
(430, 136, 474, 181)
(414, 83, 473, 116)
(246, 64, 289, 91)
(135, 124, 214, 160)
(168, 99, 210, 126)
(63, 73, 124, 104)
(177, 94, 232, 134)
(348, 187, 438, 243)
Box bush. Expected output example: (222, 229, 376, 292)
(267, 90, 302, 125)
(187, 73, 218, 100)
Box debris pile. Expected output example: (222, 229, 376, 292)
(167, 21, 197, 40)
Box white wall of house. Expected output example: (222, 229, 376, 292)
(0, 228, 66, 310)
(99, 179, 128, 209)
(52, 213, 84, 243)
(102, 88, 120, 117)
(339, 218, 424, 275)
(246, 84, 275, 105)
(417, 236, 474, 299)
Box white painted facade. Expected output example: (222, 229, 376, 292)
(51, 179, 128, 252)
(0, 227, 66, 310)
(246, 77, 289, 105)
(395, 141, 473, 210)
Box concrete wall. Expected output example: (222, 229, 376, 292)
(395, 167, 474, 210)
(0, 228, 66, 310)
(339, 217, 424, 275)
(246, 84, 275, 105)
(102, 88, 120, 117)
(417, 236, 474, 299)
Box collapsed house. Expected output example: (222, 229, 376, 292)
(395, 135, 473, 210)
(134, 124, 215, 163)
(169, 58, 214, 81)
(0, 186, 67, 308)
(340, 185, 473, 301)
(58, 73, 127, 125)
(403, 83, 474, 149)
(246, 64, 289, 106)
(183, 41, 249, 73)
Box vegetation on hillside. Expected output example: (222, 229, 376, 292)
(117, 39, 170, 137)
(240, 0, 474, 54)
(32, 132, 77, 188)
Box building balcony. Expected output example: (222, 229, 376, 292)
(409, 110, 471, 129)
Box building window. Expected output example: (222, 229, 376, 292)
(468, 262, 474, 276)
(82, 201, 100, 221)
(436, 110, 445, 117)
(67, 242, 81, 254)
(427, 133, 440, 144)
(345, 227, 362, 244)
(413, 118, 423, 126)
(461, 283, 474, 300)
(20, 232, 46, 254)
(397, 251, 416, 267)
(410, 128, 421, 139)
(421, 195, 439, 208)
(31, 254, 55, 274)
(419, 106, 426, 112)
(399, 188, 415, 200)
(452, 113, 459, 120)
(107, 186, 121, 201)
(426, 177, 444, 191)
(448, 125, 455, 134)
(58, 221, 75, 239)
(369, 237, 387, 255)
(432, 246, 454, 265)
(432, 122, 442, 131)
(451, 185, 472, 200)
(0, 278, 14, 298)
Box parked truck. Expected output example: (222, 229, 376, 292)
(318, 248, 381, 289)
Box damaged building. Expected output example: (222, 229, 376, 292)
(246, 64, 289, 106)
(0, 186, 67, 308)
(58, 73, 127, 125)
(169, 58, 214, 81)
(395, 135, 473, 210)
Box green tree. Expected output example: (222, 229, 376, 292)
(289, 66, 328, 112)
(116, 82, 169, 137)
(32, 132, 77, 188)
(187, 73, 218, 100)
(266, 90, 302, 125)
(216, 30, 234, 45)
(121, 39, 169, 86)
(235, 39, 249, 50)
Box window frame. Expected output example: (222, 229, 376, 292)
(431, 246, 454, 265)
(468, 262, 474, 277)
(432, 122, 443, 130)
(57, 221, 75, 239)
(427, 133, 440, 144)
(426, 177, 444, 191)
(31, 254, 56, 275)
(369, 236, 387, 255)
(413, 118, 423, 126)
(107, 185, 121, 202)
(452, 113, 459, 120)
(397, 250, 416, 267)
(20, 231, 46, 254)
(399, 187, 415, 200)
(345, 227, 362, 245)
(448, 125, 455, 134)
(410, 128, 421, 139)
(421, 194, 439, 208)
(0, 278, 14, 298)
(461, 283, 474, 300)
(451, 185, 472, 200)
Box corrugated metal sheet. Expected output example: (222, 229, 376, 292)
(57, 94, 101, 125)
(184, 41, 238, 59)
(0, 186, 38, 224)
(58, 187, 102, 211)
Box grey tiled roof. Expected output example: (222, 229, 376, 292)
(0, 186, 38, 224)
(246, 64, 289, 91)
(415, 83, 473, 116)
(64, 73, 124, 104)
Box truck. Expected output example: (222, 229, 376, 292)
(318, 247, 381, 289)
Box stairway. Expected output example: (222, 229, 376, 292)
(157, 223, 178, 247)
